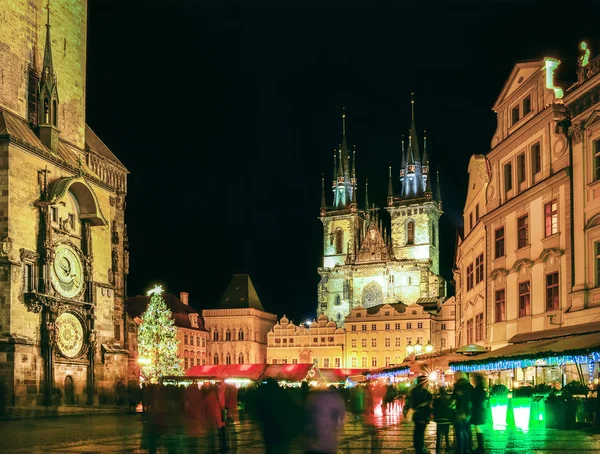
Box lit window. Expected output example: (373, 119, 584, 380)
(361, 357, 367, 368)
(323, 358, 330, 368)
(531, 142, 541, 176)
(546, 272, 559, 311)
(385, 356, 391, 367)
(495, 227, 505, 258)
(518, 215, 529, 248)
(334, 357, 341, 367)
(519, 281, 531, 317)
(371, 357, 377, 367)
(523, 96, 531, 115)
(292, 358, 297, 364)
(352, 357, 357, 367)
(466, 319, 474, 344)
(272, 359, 278, 364)
(407, 221, 415, 245)
(495, 289, 506, 322)
(475, 313, 483, 342)
(466, 263, 474, 291)
(475, 253, 484, 284)
(545, 199, 558, 237)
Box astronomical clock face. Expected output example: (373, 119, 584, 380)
(51, 244, 84, 298)
(55, 312, 84, 358)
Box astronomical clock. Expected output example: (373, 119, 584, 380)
(0, 0, 130, 406)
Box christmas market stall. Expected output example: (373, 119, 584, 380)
(319, 368, 369, 386)
(259, 363, 324, 387)
(450, 323, 600, 430)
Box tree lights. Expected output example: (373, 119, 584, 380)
(138, 285, 183, 383)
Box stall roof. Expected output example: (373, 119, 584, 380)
(185, 364, 266, 380)
(319, 368, 368, 382)
(450, 331, 600, 371)
(260, 364, 315, 382)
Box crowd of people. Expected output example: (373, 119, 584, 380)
(139, 371, 487, 454)
(406, 371, 487, 454)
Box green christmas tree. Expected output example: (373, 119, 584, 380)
(138, 285, 183, 382)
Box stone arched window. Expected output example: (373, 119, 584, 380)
(335, 229, 344, 254)
(226, 353, 231, 365)
(407, 220, 415, 245)
(362, 281, 383, 308)
(184, 333, 188, 345)
(238, 330, 244, 341)
(213, 354, 219, 365)
(43, 97, 49, 123)
(225, 329, 231, 341)
(238, 353, 244, 364)
(213, 330, 219, 341)
(335, 295, 341, 306)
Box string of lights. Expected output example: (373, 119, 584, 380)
(450, 351, 600, 373)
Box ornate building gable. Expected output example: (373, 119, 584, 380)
(355, 217, 394, 264)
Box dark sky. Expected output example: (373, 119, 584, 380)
(85, 0, 599, 322)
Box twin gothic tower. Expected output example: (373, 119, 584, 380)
(317, 99, 446, 324)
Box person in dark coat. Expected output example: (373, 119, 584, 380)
(470, 373, 487, 453)
(411, 376, 433, 454)
(433, 387, 454, 453)
(452, 371, 473, 454)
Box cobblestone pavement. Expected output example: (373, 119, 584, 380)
(2, 412, 600, 453)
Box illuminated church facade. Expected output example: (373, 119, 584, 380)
(318, 102, 446, 325)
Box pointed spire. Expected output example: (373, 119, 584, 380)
(333, 149, 338, 180)
(387, 162, 394, 205)
(407, 132, 415, 166)
(337, 146, 344, 178)
(352, 145, 356, 178)
(42, 1, 55, 82)
(321, 174, 327, 208)
(425, 168, 433, 194)
(408, 93, 421, 162)
(364, 178, 370, 215)
(422, 130, 429, 165)
(436, 168, 442, 203)
(340, 108, 349, 175)
(400, 134, 406, 168)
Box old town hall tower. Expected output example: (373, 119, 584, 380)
(318, 100, 446, 324)
(0, 1, 129, 406)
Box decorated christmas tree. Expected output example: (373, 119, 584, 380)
(137, 285, 182, 382)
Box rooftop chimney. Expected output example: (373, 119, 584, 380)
(180, 292, 189, 305)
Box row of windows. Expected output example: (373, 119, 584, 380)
(494, 199, 557, 259)
(510, 95, 532, 126)
(353, 309, 420, 318)
(272, 357, 342, 368)
(273, 336, 337, 344)
(494, 271, 559, 322)
(184, 356, 206, 369)
(467, 203, 481, 233)
(466, 253, 485, 291)
(503, 141, 542, 197)
(349, 322, 425, 331)
(350, 336, 426, 348)
(183, 333, 206, 347)
(465, 313, 484, 344)
(213, 353, 245, 365)
(213, 329, 245, 341)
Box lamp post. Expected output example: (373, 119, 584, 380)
(425, 341, 434, 354)
(414, 341, 423, 356)
(406, 341, 414, 357)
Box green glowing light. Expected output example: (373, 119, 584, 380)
(544, 58, 564, 99)
(490, 401, 508, 428)
(580, 41, 590, 67)
(513, 402, 531, 431)
(538, 414, 543, 421)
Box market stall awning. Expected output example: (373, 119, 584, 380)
(365, 364, 410, 379)
(260, 364, 315, 382)
(185, 364, 267, 380)
(186, 365, 227, 378)
(450, 331, 600, 372)
(319, 368, 368, 382)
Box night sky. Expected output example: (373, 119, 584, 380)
(85, 1, 599, 322)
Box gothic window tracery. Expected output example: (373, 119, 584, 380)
(238, 353, 244, 364)
(213, 330, 219, 341)
(225, 329, 231, 341)
(213, 353, 219, 365)
(226, 353, 231, 364)
(335, 229, 343, 254)
(238, 330, 244, 341)
(362, 281, 383, 308)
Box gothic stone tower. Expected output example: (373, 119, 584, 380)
(0, 1, 129, 406)
(318, 101, 445, 326)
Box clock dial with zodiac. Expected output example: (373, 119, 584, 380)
(55, 312, 84, 358)
(51, 243, 84, 298)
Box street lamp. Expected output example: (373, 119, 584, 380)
(425, 341, 434, 354)
(406, 342, 414, 356)
(414, 341, 423, 355)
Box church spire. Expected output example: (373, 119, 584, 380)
(37, 0, 60, 153)
(387, 162, 394, 206)
(364, 178, 370, 217)
(408, 93, 421, 163)
(399, 134, 406, 198)
(422, 130, 429, 165)
(436, 168, 442, 204)
(320, 174, 327, 209)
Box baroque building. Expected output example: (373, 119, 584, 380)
(266, 314, 346, 368)
(455, 48, 600, 350)
(345, 298, 455, 369)
(125, 292, 209, 378)
(0, 1, 129, 406)
(317, 103, 446, 324)
(204, 274, 277, 366)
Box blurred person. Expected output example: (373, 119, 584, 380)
(203, 382, 227, 453)
(433, 387, 454, 454)
(304, 386, 346, 454)
(256, 378, 300, 454)
(224, 383, 239, 451)
(411, 376, 433, 454)
(383, 382, 397, 415)
(184, 382, 204, 453)
(452, 371, 473, 454)
(470, 373, 487, 453)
